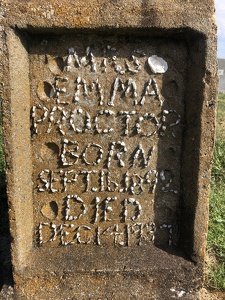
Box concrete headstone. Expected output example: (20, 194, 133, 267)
(0, 1, 217, 299)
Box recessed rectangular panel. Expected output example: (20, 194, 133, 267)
(2, 1, 217, 297)
(29, 35, 186, 250)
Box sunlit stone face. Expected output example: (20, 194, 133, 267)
(30, 35, 187, 248)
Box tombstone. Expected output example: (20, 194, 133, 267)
(0, 1, 217, 299)
(218, 58, 225, 93)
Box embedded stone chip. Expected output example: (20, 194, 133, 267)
(147, 55, 168, 74)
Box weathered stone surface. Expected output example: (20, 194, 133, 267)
(0, 1, 217, 299)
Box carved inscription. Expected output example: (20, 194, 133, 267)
(30, 36, 186, 248)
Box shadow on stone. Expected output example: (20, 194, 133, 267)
(0, 172, 13, 290)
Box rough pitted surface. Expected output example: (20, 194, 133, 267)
(0, 0, 216, 35)
(0, 0, 217, 299)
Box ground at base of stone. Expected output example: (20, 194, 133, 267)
(0, 286, 224, 300)
(197, 289, 225, 300)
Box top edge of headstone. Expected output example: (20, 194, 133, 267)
(0, 0, 216, 35)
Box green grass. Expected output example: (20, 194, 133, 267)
(206, 177, 225, 290)
(216, 93, 225, 139)
(205, 93, 225, 291)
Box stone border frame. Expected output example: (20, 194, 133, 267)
(2, 26, 216, 268)
(2, 28, 33, 273)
